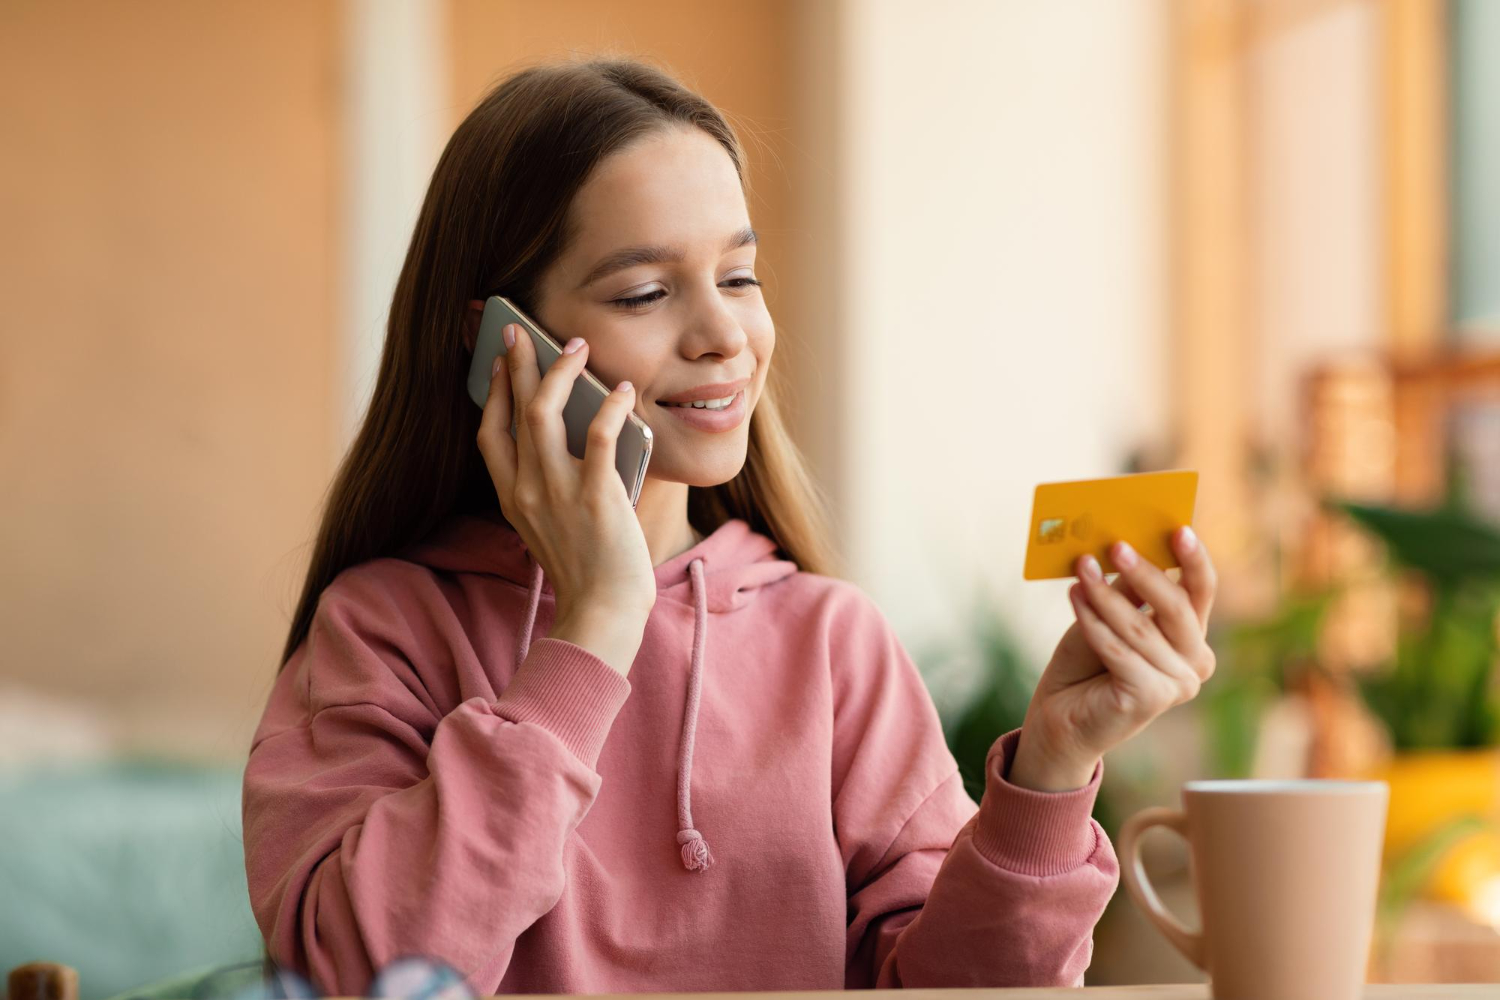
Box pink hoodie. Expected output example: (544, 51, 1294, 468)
(241, 510, 1119, 995)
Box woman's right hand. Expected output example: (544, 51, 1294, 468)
(477, 322, 657, 671)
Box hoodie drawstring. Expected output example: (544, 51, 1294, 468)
(513, 547, 714, 873)
(676, 556, 713, 871)
(515, 553, 545, 669)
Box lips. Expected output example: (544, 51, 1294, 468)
(654, 377, 751, 405)
(657, 394, 737, 410)
(654, 388, 747, 432)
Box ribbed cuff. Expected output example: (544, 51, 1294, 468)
(970, 727, 1103, 876)
(492, 637, 632, 769)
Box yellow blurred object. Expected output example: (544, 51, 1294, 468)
(1428, 829, 1500, 906)
(1376, 748, 1500, 907)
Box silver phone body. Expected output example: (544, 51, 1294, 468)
(467, 295, 653, 508)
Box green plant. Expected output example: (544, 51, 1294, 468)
(1195, 589, 1338, 776)
(1330, 459, 1500, 750)
(934, 606, 1034, 805)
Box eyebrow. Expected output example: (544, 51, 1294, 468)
(575, 226, 758, 290)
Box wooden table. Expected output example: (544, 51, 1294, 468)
(560, 989, 1495, 999)
(9, 962, 1492, 1000)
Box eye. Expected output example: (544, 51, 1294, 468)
(613, 288, 666, 311)
(611, 277, 763, 312)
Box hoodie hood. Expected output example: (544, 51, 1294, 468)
(398, 509, 800, 872)
(401, 508, 798, 613)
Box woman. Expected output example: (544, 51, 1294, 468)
(241, 56, 1217, 996)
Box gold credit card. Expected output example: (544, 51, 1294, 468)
(1023, 470, 1199, 580)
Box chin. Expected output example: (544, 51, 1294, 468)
(650, 447, 749, 489)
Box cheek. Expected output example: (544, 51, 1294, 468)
(753, 330, 774, 386)
(749, 320, 774, 364)
(589, 340, 663, 389)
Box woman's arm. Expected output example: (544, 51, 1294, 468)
(831, 587, 1117, 988)
(844, 731, 1117, 987)
(242, 580, 632, 996)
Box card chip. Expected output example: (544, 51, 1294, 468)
(1037, 518, 1066, 544)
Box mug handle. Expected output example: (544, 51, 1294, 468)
(1117, 806, 1205, 969)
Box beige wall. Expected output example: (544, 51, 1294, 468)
(1249, 1, 1385, 450)
(836, 0, 1171, 670)
(0, 0, 340, 759)
(0, 1, 818, 761)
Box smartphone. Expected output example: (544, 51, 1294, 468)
(467, 295, 653, 507)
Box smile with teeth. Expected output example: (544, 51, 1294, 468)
(660, 392, 738, 410)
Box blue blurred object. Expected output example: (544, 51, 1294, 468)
(368, 957, 476, 1000)
(0, 758, 264, 1000)
(220, 963, 318, 1000)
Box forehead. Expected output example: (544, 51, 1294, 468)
(563, 126, 749, 257)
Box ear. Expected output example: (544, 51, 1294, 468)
(461, 299, 485, 354)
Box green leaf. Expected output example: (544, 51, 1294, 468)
(1329, 496, 1500, 750)
(1328, 498, 1500, 584)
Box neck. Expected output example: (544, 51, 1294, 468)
(633, 477, 702, 567)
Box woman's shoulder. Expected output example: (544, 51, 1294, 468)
(319, 553, 442, 611)
(300, 555, 474, 679)
(273, 555, 481, 733)
(302, 510, 527, 619)
(781, 565, 858, 599)
(767, 567, 895, 634)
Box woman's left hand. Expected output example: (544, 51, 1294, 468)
(1009, 525, 1218, 792)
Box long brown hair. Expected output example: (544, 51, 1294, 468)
(278, 56, 841, 671)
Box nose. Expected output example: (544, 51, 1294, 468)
(678, 285, 749, 360)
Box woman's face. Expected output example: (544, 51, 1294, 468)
(529, 125, 774, 488)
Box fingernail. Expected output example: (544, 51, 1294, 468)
(563, 337, 585, 355)
(1179, 525, 1198, 553)
(492, 356, 502, 377)
(615, 380, 632, 393)
(1080, 555, 1102, 581)
(1113, 540, 1138, 569)
(503, 324, 516, 348)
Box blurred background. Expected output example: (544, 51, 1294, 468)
(3, 0, 1499, 994)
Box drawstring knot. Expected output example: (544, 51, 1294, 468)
(676, 828, 713, 871)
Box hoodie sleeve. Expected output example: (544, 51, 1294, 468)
(831, 586, 1119, 988)
(241, 573, 631, 997)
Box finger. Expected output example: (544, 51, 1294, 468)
(1076, 557, 1195, 687)
(1170, 525, 1217, 631)
(1110, 571, 1147, 610)
(1072, 583, 1198, 706)
(524, 336, 591, 487)
(1104, 541, 1201, 655)
(504, 325, 545, 490)
(477, 348, 518, 497)
(1068, 583, 1178, 704)
(506, 323, 542, 435)
(581, 379, 636, 497)
(1071, 550, 1145, 607)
